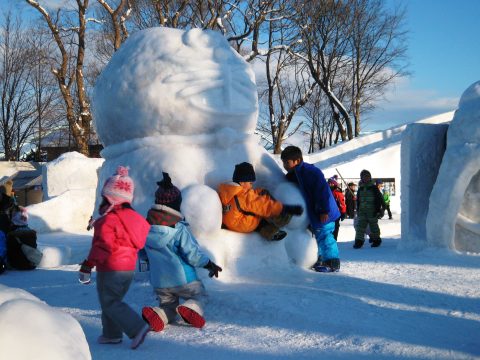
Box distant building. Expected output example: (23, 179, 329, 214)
(0, 163, 43, 206)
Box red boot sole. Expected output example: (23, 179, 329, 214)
(142, 307, 165, 332)
(177, 305, 205, 328)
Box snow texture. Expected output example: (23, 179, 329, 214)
(426, 81, 480, 252)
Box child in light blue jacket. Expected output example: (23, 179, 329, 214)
(142, 173, 222, 331)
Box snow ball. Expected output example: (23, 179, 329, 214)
(272, 182, 309, 230)
(181, 184, 222, 235)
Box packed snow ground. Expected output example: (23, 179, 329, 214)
(2, 217, 479, 360)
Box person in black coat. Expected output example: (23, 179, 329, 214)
(6, 207, 39, 270)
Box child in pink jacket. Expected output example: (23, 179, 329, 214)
(79, 166, 151, 350)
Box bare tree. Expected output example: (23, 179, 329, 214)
(25, 0, 93, 156)
(0, 11, 38, 160)
(257, 13, 317, 153)
(349, 0, 409, 136)
(292, 0, 354, 141)
(28, 27, 65, 161)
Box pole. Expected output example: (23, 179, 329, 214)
(335, 168, 355, 197)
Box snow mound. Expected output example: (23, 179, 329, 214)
(0, 285, 91, 360)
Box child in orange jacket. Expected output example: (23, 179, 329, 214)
(218, 162, 303, 241)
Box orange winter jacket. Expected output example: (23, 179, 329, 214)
(218, 182, 284, 233)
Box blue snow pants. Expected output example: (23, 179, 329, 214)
(314, 221, 339, 260)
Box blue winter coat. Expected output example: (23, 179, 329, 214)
(288, 161, 340, 229)
(145, 221, 210, 289)
(0, 230, 6, 260)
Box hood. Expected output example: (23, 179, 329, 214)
(218, 182, 244, 204)
(146, 222, 185, 249)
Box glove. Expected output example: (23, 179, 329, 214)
(340, 213, 346, 221)
(282, 204, 304, 216)
(376, 212, 383, 219)
(203, 260, 222, 278)
(78, 259, 94, 284)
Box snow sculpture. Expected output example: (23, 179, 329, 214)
(426, 81, 480, 252)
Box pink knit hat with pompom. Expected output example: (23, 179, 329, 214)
(101, 166, 134, 206)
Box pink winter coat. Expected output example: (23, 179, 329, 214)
(87, 206, 150, 272)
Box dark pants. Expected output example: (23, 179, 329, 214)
(333, 218, 340, 241)
(384, 205, 392, 219)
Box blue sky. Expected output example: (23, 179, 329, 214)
(365, 0, 480, 130)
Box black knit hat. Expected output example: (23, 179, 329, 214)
(232, 162, 256, 183)
(155, 172, 182, 211)
(360, 169, 372, 181)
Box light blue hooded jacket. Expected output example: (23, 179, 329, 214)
(145, 221, 210, 289)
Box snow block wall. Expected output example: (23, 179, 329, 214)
(28, 152, 104, 233)
(400, 123, 448, 248)
(426, 81, 480, 253)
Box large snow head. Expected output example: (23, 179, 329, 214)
(93, 27, 258, 146)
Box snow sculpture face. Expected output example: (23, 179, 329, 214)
(93, 27, 258, 147)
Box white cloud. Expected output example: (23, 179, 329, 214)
(378, 76, 459, 111)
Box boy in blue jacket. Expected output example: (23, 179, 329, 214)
(141, 173, 222, 332)
(280, 146, 340, 272)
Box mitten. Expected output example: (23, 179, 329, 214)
(203, 260, 222, 278)
(78, 259, 94, 284)
(282, 204, 304, 216)
(340, 213, 346, 221)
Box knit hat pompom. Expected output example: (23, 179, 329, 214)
(155, 172, 182, 211)
(101, 165, 135, 206)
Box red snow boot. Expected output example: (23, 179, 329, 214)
(177, 305, 206, 328)
(142, 307, 165, 332)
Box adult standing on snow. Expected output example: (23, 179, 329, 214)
(281, 146, 341, 273)
(376, 180, 393, 219)
(79, 166, 151, 350)
(345, 182, 357, 219)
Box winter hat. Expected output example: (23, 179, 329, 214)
(101, 166, 134, 206)
(0, 180, 13, 197)
(328, 177, 339, 188)
(375, 179, 383, 185)
(155, 172, 182, 211)
(232, 162, 256, 183)
(12, 206, 28, 226)
(360, 169, 372, 182)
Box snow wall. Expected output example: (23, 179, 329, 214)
(400, 123, 448, 249)
(426, 81, 480, 253)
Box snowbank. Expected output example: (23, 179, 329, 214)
(0, 284, 91, 360)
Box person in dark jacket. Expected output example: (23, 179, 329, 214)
(345, 182, 357, 219)
(0, 180, 15, 234)
(6, 206, 40, 270)
(354, 170, 384, 248)
(281, 146, 340, 272)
